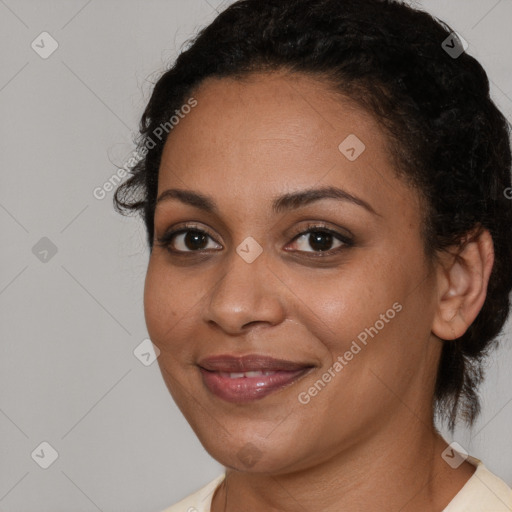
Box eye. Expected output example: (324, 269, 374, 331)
(286, 223, 353, 256)
(156, 225, 221, 253)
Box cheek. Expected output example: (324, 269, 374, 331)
(143, 261, 166, 341)
(144, 259, 200, 402)
(143, 257, 188, 352)
(305, 268, 436, 415)
(271, 255, 404, 357)
(291, 249, 434, 399)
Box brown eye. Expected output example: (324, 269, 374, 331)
(181, 230, 209, 251)
(291, 231, 342, 252)
(156, 227, 222, 253)
(287, 225, 353, 255)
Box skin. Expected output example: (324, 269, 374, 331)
(144, 71, 494, 511)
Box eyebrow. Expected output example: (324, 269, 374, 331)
(155, 186, 379, 216)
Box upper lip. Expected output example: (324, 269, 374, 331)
(198, 354, 314, 372)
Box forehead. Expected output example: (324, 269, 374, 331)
(156, 71, 417, 222)
(178, 71, 380, 151)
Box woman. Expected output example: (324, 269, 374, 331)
(114, 0, 512, 510)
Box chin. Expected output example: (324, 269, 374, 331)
(196, 430, 308, 474)
(209, 444, 291, 473)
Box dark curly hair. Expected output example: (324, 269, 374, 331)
(114, 0, 512, 431)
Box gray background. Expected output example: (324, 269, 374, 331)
(0, 1, 511, 511)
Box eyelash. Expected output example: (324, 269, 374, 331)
(155, 222, 354, 258)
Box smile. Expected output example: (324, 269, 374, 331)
(197, 354, 315, 403)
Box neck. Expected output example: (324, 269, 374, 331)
(212, 415, 475, 512)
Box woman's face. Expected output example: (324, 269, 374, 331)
(144, 71, 442, 473)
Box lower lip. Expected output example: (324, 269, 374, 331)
(199, 367, 311, 403)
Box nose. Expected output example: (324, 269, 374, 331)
(203, 248, 287, 335)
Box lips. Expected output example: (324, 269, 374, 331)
(198, 354, 311, 372)
(198, 354, 314, 403)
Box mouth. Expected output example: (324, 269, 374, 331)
(197, 354, 315, 403)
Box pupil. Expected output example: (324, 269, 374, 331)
(310, 231, 332, 251)
(185, 231, 207, 250)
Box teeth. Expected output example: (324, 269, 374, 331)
(246, 371, 268, 377)
(220, 370, 278, 378)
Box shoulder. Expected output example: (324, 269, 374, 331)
(159, 473, 226, 512)
(443, 456, 512, 511)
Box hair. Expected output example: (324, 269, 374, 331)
(114, 0, 512, 431)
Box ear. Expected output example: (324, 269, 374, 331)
(432, 228, 494, 341)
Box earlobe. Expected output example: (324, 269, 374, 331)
(432, 228, 494, 341)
